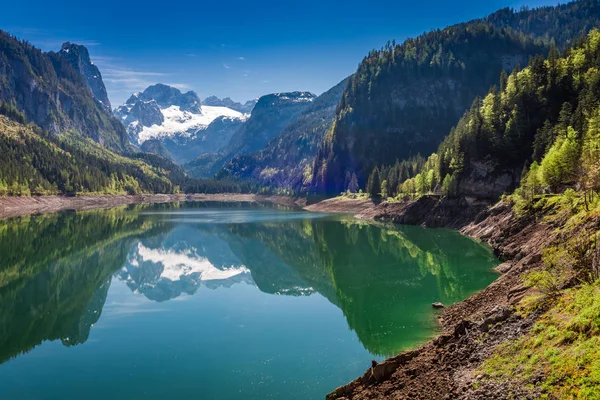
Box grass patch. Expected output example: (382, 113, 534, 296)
(483, 283, 600, 399)
(336, 190, 370, 200)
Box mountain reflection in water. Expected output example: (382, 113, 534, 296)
(0, 202, 498, 373)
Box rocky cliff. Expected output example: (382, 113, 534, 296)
(0, 31, 129, 150)
(58, 42, 111, 111)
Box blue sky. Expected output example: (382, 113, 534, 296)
(1, 0, 558, 106)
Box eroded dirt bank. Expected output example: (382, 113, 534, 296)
(0, 193, 303, 219)
(312, 196, 554, 400)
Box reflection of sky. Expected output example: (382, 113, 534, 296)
(101, 280, 166, 319)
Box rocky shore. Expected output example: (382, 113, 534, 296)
(310, 196, 553, 400)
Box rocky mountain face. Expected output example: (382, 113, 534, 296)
(185, 91, 316, 178)
(138, 83, 201, 112)
(114, 83, 202, 141)
(218, 78, 349, 191)
(0, 31, 129, 150)
(203, 96, 257, 113)
(58, 42, 111, 111)
(226, 91, 316, 156)
(114, 84, 247, 164)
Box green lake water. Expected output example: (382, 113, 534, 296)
(0, 202, 499, 399)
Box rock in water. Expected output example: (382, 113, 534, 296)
(432, 302, 445, 309)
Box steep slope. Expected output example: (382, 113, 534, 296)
(312, 0, 600, 194)
(395, 29, 600, 201)
(185, 91, 316, 178)
(114, 84, 247, 163)
(0, 31, 129, 151)
(226, 91, 316, 156)
(217, 78, 348, 192)
(58, 42, 111, 111)
(0, 111, 180, 195)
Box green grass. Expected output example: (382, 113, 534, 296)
(481, 189, 600, 399)
(483, 283, 600, 399)
(336, 190, 370, 200)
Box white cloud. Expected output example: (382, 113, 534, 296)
(223, 64, 231, 69)
(238, 56, 245, 60)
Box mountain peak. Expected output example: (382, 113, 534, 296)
(203, 95, 257, 113)
(138, 84, 201, 113)
(254, 91, 316, 110)
(58, 42, 111, 111)
(114, 85, 247, 146)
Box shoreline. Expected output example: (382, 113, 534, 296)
(313, 196, 551, 399)
(0, 193, 304, 219)
(1, 193, 544, 398)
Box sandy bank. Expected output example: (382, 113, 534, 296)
(0, 193, 302, 219)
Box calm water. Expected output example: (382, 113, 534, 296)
(0, 202, 499, 399)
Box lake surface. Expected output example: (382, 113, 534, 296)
(0, 202, 499, 399)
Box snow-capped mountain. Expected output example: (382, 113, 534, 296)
(114, 84, 248, 146)
(203, 96, 257, 114)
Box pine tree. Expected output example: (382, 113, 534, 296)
(367, 167, 382, 197)
(348, 173, 359, 193)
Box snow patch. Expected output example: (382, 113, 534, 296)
(136, 105, 247, 143)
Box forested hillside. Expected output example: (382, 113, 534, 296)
(0, 108, 178, 195)
(312, 0, 600, 195)
(380, 29, 600, 202)
(484, 0, 600, 46)
(0, 31, 129, 151)
(217, 78, 348, 193)
(452, 29, 600, 397)
(0, 103, 258, 195)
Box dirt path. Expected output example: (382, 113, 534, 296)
(0, 193, 302, 219)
